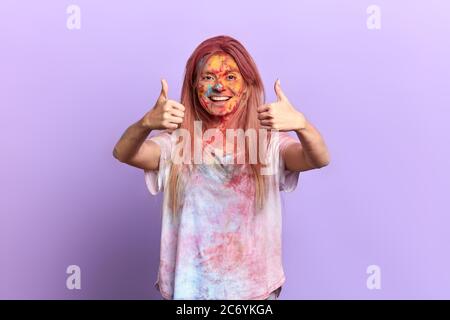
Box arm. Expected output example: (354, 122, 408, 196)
(283, 120, 330, 172)
(112, 79, 185, 170)
(257, 79, 330, 172)
(113, 120, 161, 170)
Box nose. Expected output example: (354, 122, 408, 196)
(213, 82, 225, 92)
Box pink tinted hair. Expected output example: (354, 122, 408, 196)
(167, 35, 271, 216)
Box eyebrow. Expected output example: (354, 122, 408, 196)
(202, 68, 240, 74)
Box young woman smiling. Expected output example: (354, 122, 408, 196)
(113, 35, 330, 300)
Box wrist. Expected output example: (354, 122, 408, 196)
(138, 116, 154, 132)
(294, 114, 307, 133)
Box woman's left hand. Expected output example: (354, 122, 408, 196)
(257, 79, 307, 132)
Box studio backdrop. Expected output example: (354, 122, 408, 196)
(1, 0, 449, 299)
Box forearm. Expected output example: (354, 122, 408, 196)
(294, 120, 330, 168)
(113, 118, 152, 162)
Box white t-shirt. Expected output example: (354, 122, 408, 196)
(144, 130, 300, 300)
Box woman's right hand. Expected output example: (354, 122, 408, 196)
(141, 79, 185, 130)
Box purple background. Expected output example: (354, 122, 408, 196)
(1, 0, 449, 299)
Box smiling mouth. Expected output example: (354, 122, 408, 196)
(209, 96, 232, 102)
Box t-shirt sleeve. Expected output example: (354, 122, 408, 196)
(143, 131, 173, 195)
(277, 132, 300, 192)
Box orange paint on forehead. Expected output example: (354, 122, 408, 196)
(204, 53, 239, 74)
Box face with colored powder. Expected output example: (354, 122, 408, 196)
(196, 53, 247, 117)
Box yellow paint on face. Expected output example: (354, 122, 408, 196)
(197, 53, 246, 117)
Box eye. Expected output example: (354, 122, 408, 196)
(202, 75, 214, 81)
(227, 74, 237, 80)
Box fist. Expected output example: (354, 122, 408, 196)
(257, 79, 306, 132)
(142, 79, 185, 130)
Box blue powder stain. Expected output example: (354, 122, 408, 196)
(206, 85, 213, 97)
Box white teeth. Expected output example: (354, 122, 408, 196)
(210, 96, 231, 101)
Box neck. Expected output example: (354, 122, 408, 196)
(204, 101, 246, 133)
(207, 113, 235, 133)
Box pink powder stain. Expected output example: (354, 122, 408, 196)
(244, 230, 269, 281)
(200, 232, 245, 273)
(224, 169, 255, 200)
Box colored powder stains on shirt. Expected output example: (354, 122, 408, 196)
(201, 231, 245, 272)
(144, 131, 300, 300)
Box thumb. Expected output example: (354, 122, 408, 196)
(157, 78, 169, 104)
(274, 79, 288, 102)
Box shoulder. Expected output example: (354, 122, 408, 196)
(269, 131, 299, 152)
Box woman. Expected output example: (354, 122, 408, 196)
(113, 35, 330, 300)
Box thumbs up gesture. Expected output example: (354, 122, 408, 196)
(142, 79, 185, 130)
(257, 79, 306, 132)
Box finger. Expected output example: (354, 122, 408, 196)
(167, 100, 185, 112)
(257, 112, 272, 120)
(167, 115, 184, 124)
(165, 123, 178, 130)
(169, 108, 185, 118)
(274, 79, 288, 102)
(259, 119, 273, 126)
(157, 78, 169, 104)
(257, 104, 270, 113)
